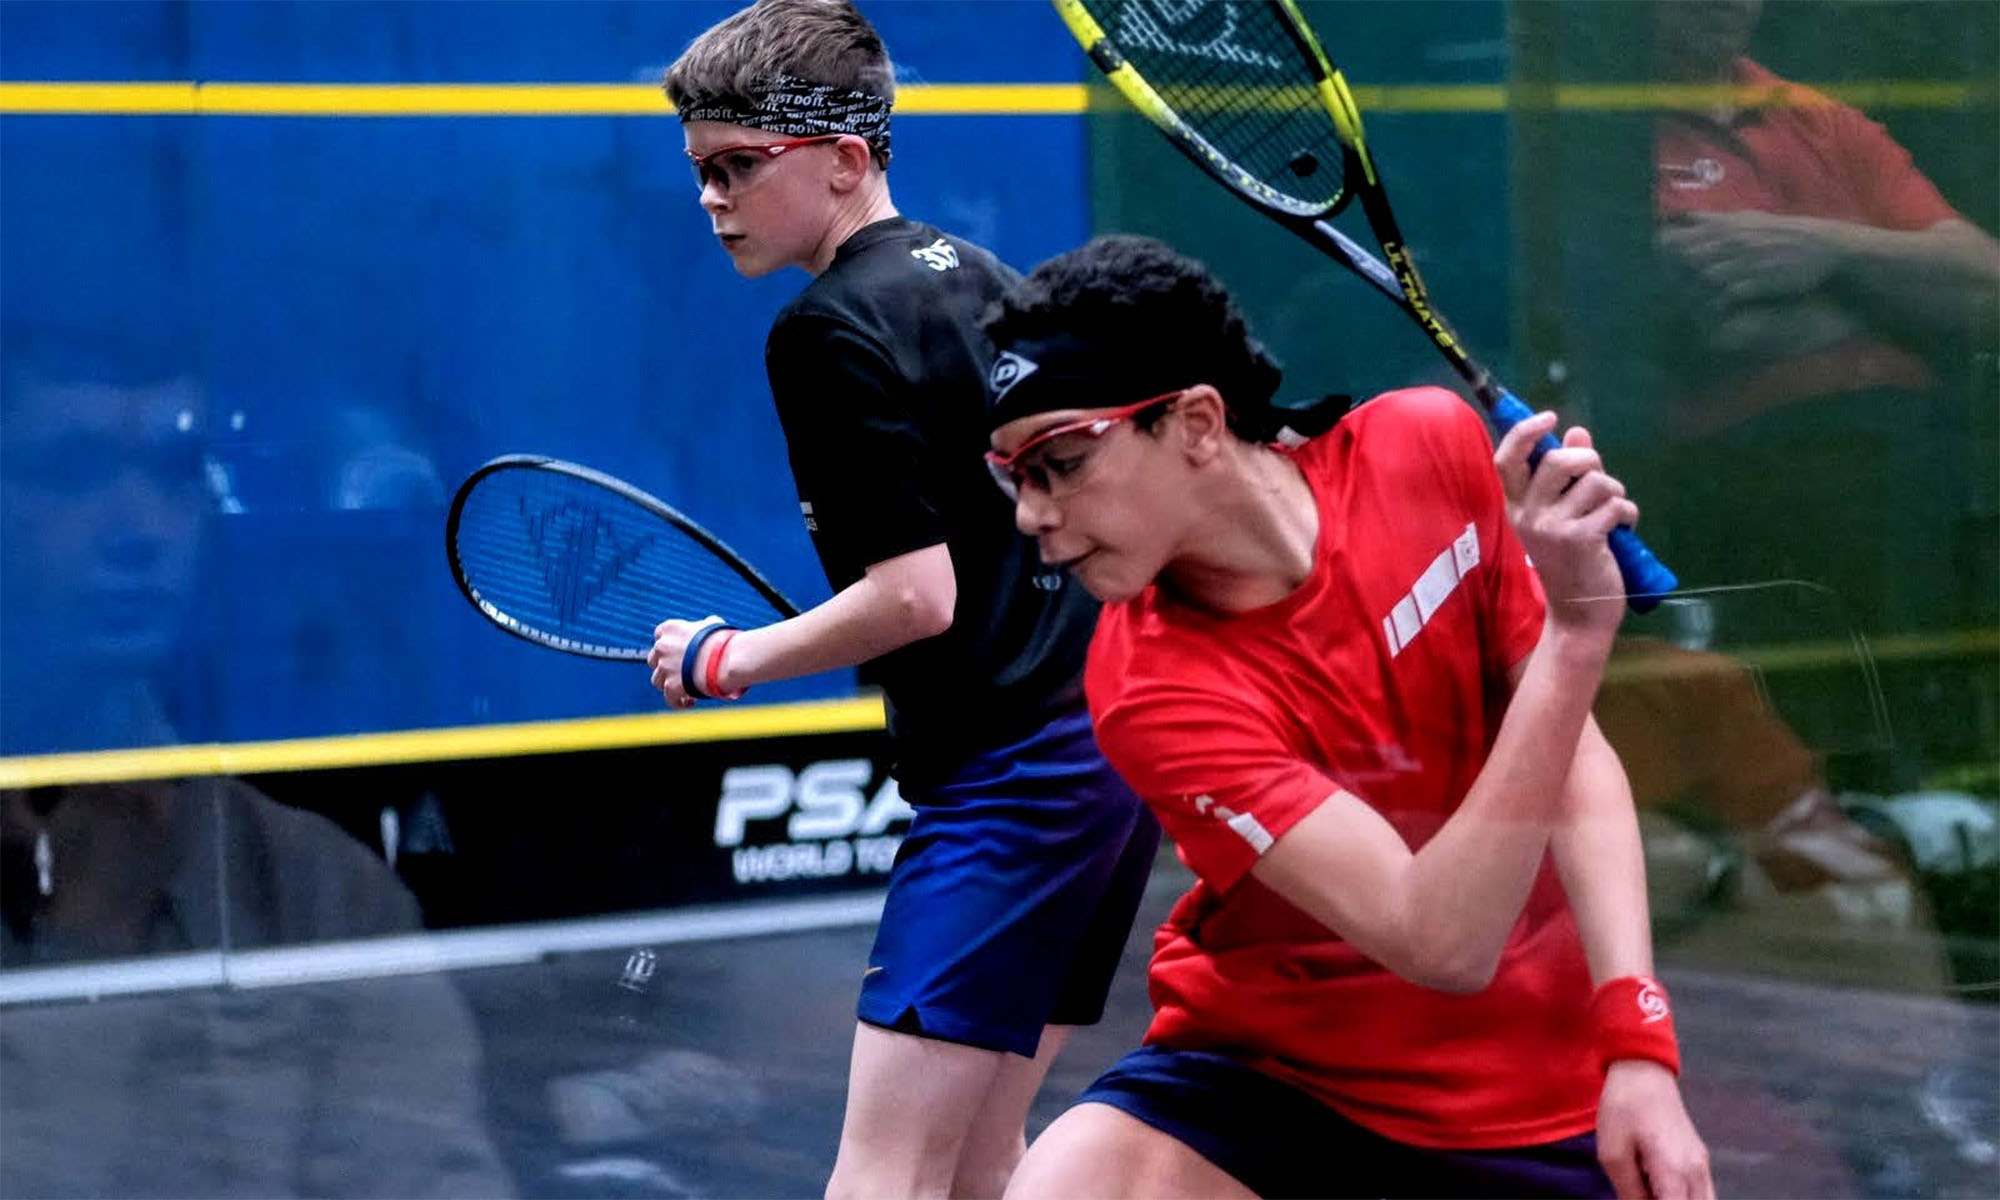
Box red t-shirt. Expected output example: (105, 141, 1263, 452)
(1654, 58, 1960, 427)
(1086, 388, 1600, 1150)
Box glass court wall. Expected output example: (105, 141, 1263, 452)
(3, 1, 1996, 1195)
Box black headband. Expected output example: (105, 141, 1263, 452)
(986, 328, 1348, 445)
(676, 74, 892, 164)
(985, 330, 1197, 430)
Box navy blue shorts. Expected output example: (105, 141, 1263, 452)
(857, 706, 1160, 1058)
(1080, 1045, 1615, 1199)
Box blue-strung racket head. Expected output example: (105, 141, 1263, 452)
(445, 455, 799, 661)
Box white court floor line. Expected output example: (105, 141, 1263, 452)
(0, 891, 887, 1006)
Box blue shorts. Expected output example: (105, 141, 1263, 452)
(857, 706, 1160, 1058)
(1080, 1045, 1614, 1199)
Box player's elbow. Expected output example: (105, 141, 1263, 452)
(1409, 952, 1500, 995)
(1392, 932, 1502, 994)
(890, 579, 954, 640)
(865, 547, 956, 642)
(904, 594, 953, 640)
(1355, 928, 1499, 993)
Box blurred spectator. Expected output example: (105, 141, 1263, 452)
(0, 781, 515, 1197)
(1, 316, 451, 750)
(0, 323, 217, 754)
(326, 405, 445, 512)
(1595, 634, 1938, 965)
(1640, 0, 2000, 809)
(1654, 0, 1999, 427)
(1647, 0, 2000, 636)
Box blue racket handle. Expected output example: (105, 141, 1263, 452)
(1487, 390, 1677, 613)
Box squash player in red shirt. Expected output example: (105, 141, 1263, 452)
(982, 235, 1713, 1200)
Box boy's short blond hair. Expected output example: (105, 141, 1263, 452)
(664, 0, 894, 113)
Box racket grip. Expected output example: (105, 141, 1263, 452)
(1486, 390, 1677, 613)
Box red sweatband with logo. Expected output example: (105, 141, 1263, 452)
(1589, 974, 1680, 1076)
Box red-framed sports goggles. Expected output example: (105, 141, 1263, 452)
(686, 134, 844, 192)
(984, 390, 1183, 502)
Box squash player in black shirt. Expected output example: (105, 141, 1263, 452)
(647, 3, 1160, 1197)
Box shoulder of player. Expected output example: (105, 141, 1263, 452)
(838, 218, 1010, 279)
(945, 233, 1016, 282)
(765, 305, 896, 368)
(1085, 599, 1250, 722)
(1305, 386, 1482, 468)
(1738, 58, 1871, 136)
(1347, 385, 1471, 429)
(775, 228, 1008, 341)
(1086, 660, 1274, 788)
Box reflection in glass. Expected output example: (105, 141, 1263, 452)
(0, 781, 514, 1197)
(1639, 1, 1998, 1030)
(1, 326, 217, 755)
(1647, 0, 2000, 637)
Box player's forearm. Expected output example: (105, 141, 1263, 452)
(1398, 627, 1615, 989)
(718, 546, 954, 691)
(1551, 718, 1657, 985)
(1830, 219, 2000, 345)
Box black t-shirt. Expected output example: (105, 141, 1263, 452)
(765, 216, 1098, 782)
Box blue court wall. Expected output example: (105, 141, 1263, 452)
(10, 1, 1993, 765)
(0, 1, 1092, 753)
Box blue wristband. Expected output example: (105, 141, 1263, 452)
(680, 620, 737, 701)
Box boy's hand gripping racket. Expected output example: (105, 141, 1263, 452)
(1054, 0, 1678, 610)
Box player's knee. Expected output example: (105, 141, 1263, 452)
(1002, 1106, 1124, 1199)
(825, 1159, 941, 1200)
(951, 1160, 1019, 1200)
(999, 1144, 1072, 1200)
(826, 1119, 972, 1200)
(950, 1130, 1026, 1200)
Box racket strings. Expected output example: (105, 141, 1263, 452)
(1086, 0, 1348, 206)
(460, 522, 762, 633)
(454, 471, 788, 657)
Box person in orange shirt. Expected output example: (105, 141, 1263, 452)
(1647, 0, 1999, 637)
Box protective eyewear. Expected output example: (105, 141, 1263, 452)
(984, 391, 1182, 502)
(687, 134, 843, 193)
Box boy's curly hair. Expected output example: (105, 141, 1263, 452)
(983, 235, 1283, 437)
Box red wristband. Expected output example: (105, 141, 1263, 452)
(703, 629, 744, 701)
(1588, 974, 1680, 1076)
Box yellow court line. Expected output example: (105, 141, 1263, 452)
(1604, 628, 1999, 684)
(1753, 628, 2000, 674)
(4, 628, 1993, 788)
(0, 696, 888, 789)
(901, 83, 1090, 114)
(0, 79, 1987, 117)
(1358, 84, 1507, 113)
(0, 81, 199, 113)
(1551, 80, 1993, 112)
(201, 83, 662, 116)
(0, 81, 1087, 117)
